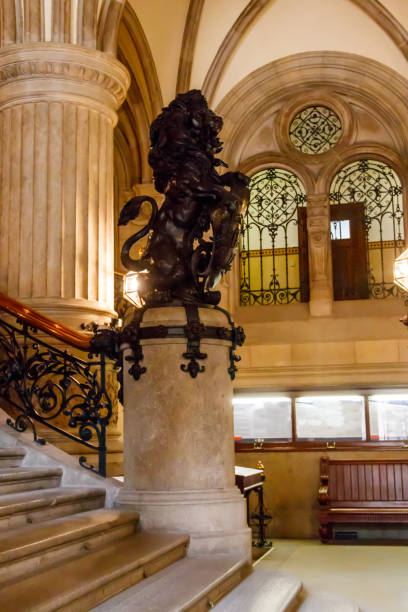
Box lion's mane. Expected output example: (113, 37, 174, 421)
(148, 90, 226, 194)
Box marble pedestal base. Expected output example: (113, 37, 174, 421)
(117, 486, 252, 560)
(119, 306, 251, 564)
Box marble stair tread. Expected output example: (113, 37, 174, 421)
(0, 486, 106, 517)
(213, 567, 302, 612)
(0, 487, 106, 519)
(0, 467, 62, 495)
(0, 531, 189, 612)
(0, 448, 25, 466)
(0, 467, 62, 484)
(0, 467, 62, 494)
(296, 591, 359, 612)
(0, 467, 62, 480)
(0, 508, 139, 564)
(90, 553, 248, 612)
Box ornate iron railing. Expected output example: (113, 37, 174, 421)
(0, 294, 116, 477)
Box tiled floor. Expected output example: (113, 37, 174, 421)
(260, 539, 408, 612)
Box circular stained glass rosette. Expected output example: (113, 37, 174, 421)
(289, 105, 342, 154)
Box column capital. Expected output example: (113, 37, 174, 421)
(0, 44, 130, 118)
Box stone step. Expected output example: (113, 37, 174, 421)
(0, 448, 25, 467)
(295, 591, 360, 612)
(213, 567, 302, 612)
(0, 467, 62, 494)
(0, 531, 189, 612)
(0, 508, 139, 584)
(90, 554, 251, 612)
(0, 486, 106, 530)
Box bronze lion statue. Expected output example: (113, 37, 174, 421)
(118, 89, 249, 305)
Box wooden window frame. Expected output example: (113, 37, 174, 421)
(234, 391, 408, 453)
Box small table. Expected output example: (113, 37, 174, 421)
(235, 466, 270, 546)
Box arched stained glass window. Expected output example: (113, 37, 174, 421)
(240, 168, 308, 306)
(329, 159, 404, 299)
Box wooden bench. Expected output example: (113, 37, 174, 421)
(318, 457, 408, 542)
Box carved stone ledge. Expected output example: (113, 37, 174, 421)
(0, 44, 130, 111)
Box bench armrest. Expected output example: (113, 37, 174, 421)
(318, 457, 330, 506)
(318, 483, 329, 505)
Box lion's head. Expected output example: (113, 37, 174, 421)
(148, 90, 227, 193)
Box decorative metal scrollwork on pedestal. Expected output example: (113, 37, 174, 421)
(114, 303, 245, 382)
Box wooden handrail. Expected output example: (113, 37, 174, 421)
(0, 292, 91, 351)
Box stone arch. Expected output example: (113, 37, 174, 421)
(316, 144, 408, 194)
(317, 144, 408, 241)
(237, 152, 315, 195)
(216, 52, 408, 169)
(114, 2, 162, 195)
(202, 0, 408, 105)
(113, 3, 163, 274)
(176, 0, 205, 94)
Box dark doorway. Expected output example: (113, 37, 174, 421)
(330, 202, 368, 300)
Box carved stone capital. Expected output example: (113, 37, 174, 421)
(0, 44, 130, 117)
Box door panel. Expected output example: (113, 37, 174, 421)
(330, 203, 368, 300)
(298, 207, 310, 303)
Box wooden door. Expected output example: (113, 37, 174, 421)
(297, 207, 310, 303)
(330, 203, 368, 300)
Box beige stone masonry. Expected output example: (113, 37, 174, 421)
(306, 194, 334, 317)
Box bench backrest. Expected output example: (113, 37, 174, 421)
(320, 457, 408, 502)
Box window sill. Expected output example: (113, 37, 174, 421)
(235, 440, 408, 452)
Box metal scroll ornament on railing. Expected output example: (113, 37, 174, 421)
(0, 317, 112, 477)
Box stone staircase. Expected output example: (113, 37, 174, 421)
(0, 434, 361, 612)
(0, 446, 189, 611)
(213, 558, 360, 612)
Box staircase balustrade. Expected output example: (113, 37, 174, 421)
(0, 292, 120, 477)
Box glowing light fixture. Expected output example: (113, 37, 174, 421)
(123, 271, 144, 308)
(393, 248, 408, 292)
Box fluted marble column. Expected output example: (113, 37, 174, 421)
(307, 194, 334, 317)
(0, 43, 129, 326)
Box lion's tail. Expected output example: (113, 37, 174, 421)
(119, 196, 158, 272)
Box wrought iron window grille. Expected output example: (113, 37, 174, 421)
(240, 168, 307, 306)
(289, 105, 342, 155)
(330, 159, 405, 299)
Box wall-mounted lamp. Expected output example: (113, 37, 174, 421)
(123, 271, 144, 308)
(393, 248, 408, 292)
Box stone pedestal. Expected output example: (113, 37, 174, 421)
(117, 306, 251, 560)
